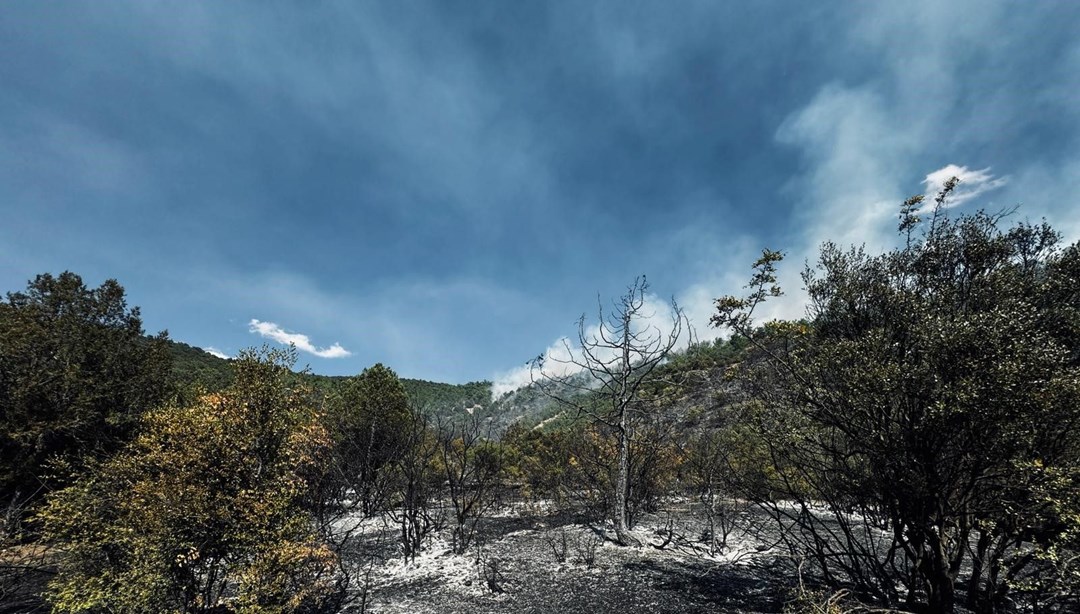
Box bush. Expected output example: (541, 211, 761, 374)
(716, 183, 1080, 612)
(39, 348, 339, 613)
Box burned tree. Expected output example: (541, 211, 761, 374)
(387, 407, 442, 564)
(532, 276, 689, 545)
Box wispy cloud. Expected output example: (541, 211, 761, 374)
(776, 84, 914, 254)
(922, 165, 1008, 209)
(248, 319, 351, 359)
(762, 0, 1062, 334)
(4, 1, 1075, 388)
(204, 346, 230, 360)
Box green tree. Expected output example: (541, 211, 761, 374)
(38, 347, 339, 613)
(386, 407, 442, 564)
(714, 182, 1080, 612)
(168, 340, 234, 395)
(437, 413, 504, 554)
(328, 363, 412, 518)
(0, 272, 171, 524)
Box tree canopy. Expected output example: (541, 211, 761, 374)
(714, 184, 1080, 612)
(39, 347, 338, 613)
(0, 272, 171, 516)
(328, 363, 413, 517)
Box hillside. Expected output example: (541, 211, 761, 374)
(169, 340, 234, 391)
(167, 337, 746, 435)
(167, 340, 504, 423)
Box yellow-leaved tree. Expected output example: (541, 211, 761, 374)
(39, 347, 339, 613)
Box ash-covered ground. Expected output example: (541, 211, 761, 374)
(340, 501, 800, 614)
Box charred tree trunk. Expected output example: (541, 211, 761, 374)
(613, 419, 637, 545)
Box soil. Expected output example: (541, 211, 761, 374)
(1, 502, 802, 614)
(347, 502, 797, 614)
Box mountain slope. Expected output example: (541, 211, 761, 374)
(166, 336, 747, 435)
(167, 340, 498, 421)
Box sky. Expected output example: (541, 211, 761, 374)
(2, 1, 1078, 388)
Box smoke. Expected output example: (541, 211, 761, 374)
(490, 291, 689, 399)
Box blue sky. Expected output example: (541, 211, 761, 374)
(2, 1, 1078, 386)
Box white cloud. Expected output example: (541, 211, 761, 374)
(772, 1, 1024, 261)
(248, 319, 352, 359)
(760, 1, 1048, 338)
(922, 164, 1008, 209)
(204, 346, 230, 360)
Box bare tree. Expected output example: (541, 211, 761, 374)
(531, 276, 690, 545)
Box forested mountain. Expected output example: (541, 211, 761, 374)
(168, 339, 500, 423)
(169, 341, 234, 391)
(167, 336, 745, 436)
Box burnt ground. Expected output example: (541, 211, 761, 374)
(346, 502, 800, 614)
(1, 503, 814, 614)
(7, 499, 1042, 613)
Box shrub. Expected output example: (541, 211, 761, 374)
(39, 348, 338, 613)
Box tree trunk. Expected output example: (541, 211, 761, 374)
(924, 531, 957, 614)
(926, 576, 956, 614)
(967, 529, 991, 611)
(613, 420, 638, 546)
(613, 310, 639, 546)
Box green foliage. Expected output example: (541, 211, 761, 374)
(663, 336, 750, 372)
(0, 272, 172, 516)
(716, 183, 1080, 611)
(504, 419, 681, 523)
(328, 363, 412, 517)
(437, 414, 505, 553)
(1006, 461, 1080, 608)
(502, 424, 573, 501)
(168, 340, 233, 395)
(38, 348, 338, 613)
(401, 378, 490, 421)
